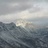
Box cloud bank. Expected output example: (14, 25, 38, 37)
(0, 0, 48, 23)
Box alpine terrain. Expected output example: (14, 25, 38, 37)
(0, 20, 48, 48)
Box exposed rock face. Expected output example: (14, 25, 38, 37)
(0, 22, 48, 48)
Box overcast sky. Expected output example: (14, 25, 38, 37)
(0, 0, 48, 24)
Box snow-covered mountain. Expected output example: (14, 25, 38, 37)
(0, 22, 48, 48)
(16, 19, 40, 32)
(16, 19, 43, 32)
(16, 19, 33, 27)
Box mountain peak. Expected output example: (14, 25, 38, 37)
(16, 19, 33, 28)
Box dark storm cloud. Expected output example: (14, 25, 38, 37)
(0, 0, 29, 3)
(0, 0, 48, 15)
(0, 0, 32, 15)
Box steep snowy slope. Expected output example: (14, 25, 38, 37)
(16, 19, 43, 32)
(0, 22, 48, 48)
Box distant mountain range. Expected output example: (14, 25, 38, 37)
(0, 20, 48, 48)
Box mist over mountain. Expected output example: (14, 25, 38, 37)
(0, 21, 48, 48)
(0, 0, 48, 48)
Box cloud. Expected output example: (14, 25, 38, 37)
(0, 9, 48, 23)
(0, 0, 48, 23)
(0, 0, 48, 15)
(0, 0, 31, 15)
(16, 9, 48, 19)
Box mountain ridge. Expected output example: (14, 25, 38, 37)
(0, 22, 48, 48)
